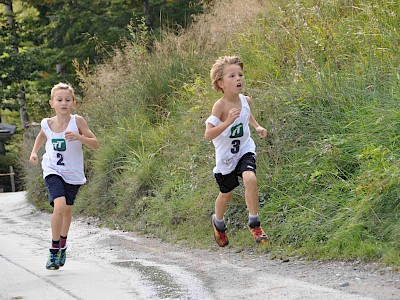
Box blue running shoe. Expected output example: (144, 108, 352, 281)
(59, 244, 67, 267)
(46, 248, 60, 270)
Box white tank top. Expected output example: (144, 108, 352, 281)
(41, 115, 86, 184)
(205, 94, 256, 175)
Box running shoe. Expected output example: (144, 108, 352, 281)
(59, 244, 67, 267)
(46, 248, 60, 270)
(211, 215, 229, 247)
(248, 221, 269, 244)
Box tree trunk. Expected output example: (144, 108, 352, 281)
(142, 0, 154, 52)
(52, 3, 63, 75)
(142, 0, 152, 32)
(18, 86, 28, 129)
(0, 142, 6, 155)
(5, 0, 29, 128)
(5, 1, 14, 32)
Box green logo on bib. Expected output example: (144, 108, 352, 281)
(230, 123, 244, 138)
(52, 139, 66, 151)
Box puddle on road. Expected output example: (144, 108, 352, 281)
(0, 216, 17, 224)
(114, 260, 185, 299)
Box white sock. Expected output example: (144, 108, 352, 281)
(248, 213, 259, 224)
(213, 214, 226, 230)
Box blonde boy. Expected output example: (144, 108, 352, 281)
(29, 83, 99, 269)
(205, 56, 268, 247)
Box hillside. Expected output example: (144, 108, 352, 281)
(25, 0, 400, 265)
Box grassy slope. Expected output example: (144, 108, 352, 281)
(25, 0, 400, 265)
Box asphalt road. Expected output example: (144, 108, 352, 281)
(0, 192, 393, 299)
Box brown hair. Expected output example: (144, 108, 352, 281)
(210, 56, 244, 92)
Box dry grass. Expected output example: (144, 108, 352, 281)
(156, 0, 269, 54)
(78, 0, 270, 124)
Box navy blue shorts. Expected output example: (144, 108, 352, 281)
(44, 174, 81, 207)
(214, 152, 257, 193)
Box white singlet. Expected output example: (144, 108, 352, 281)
(41, 114, 86, 185)
(205, 94, 256, 175)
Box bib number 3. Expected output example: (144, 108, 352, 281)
(231, 140, 240, 154)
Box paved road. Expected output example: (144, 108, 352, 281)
(0, 192, 380, 299)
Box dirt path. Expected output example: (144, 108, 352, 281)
(0, 192, 399, 299)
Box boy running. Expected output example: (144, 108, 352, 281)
(205, 56, 268, 247)
(29, 82, 99, 269)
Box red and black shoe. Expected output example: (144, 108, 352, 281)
(248, 221, 269, 244)
(211, 215, 229, 247)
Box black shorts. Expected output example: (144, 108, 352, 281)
(45, 174, 81, 207)
(214, 152, 256, 193)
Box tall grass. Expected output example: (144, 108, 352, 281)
(24, 0, 400, 265)
(239, 0, 400, 263)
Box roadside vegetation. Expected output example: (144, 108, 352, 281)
(24, 0, 400, 266)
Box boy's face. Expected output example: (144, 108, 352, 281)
(218, 64, 244, 94)
(49, 89, 76, 114)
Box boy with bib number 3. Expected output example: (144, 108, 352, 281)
(205, 56, 268, 247)
(29, 83, 99, 269)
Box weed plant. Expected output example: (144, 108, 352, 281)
(24, 0, 399, 265)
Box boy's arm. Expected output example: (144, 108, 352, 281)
(245, 96, 267, 138)
(250, 114, 268, 138)
(29, 129, 47, 164)
(65, 115, 99, 150)
(205, 122, 228, 142)
(204, 101, 240, 142)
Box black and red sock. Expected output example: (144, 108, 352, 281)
(51, 239, 60, 249)
(60, 235, 67, 248)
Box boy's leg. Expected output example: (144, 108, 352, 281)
(45, 196, 66, 270)
(59, 205, 72, 267)
(214, 171, 238, 220)
(212, 172, 238, 247)
(242, 171, 268, 244)
(215, 191, 232, 220)
(61, 205, 72, 238)
(58, 182, 79, 267)
(242, 171, 259, 216)
(211, 191, 232, 247)
(51, 197, 67, 242)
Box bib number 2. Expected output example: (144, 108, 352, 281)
(231, 140, 240, 154)
(57, 153, 65, 166)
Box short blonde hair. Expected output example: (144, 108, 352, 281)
(210, 56, 244, 92)
(51, 82, 75, 100)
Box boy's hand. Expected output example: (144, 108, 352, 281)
(65, 131, 80, 141)
(256, 126, 268, 138)
(29, 153, 39, 164)
(227, 108, 240, 124)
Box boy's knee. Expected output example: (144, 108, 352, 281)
(53, 197, 67, 213)
(242, 171, 257, 186)
(218, 192, 232, 203)
(53, 204, 66, 213)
